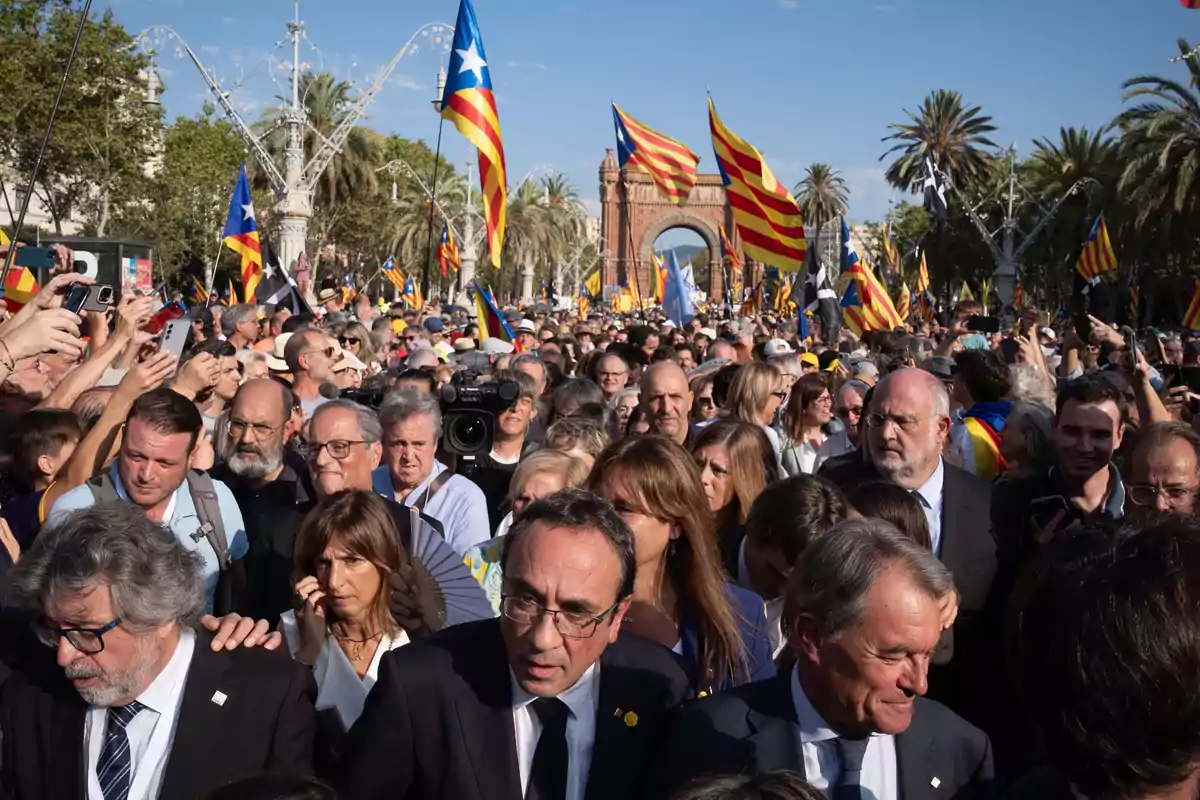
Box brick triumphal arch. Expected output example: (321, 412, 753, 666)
(599, 148, 745, 301)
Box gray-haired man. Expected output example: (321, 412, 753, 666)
(650, 519, 994, 800)
(0, 503, 315, 800)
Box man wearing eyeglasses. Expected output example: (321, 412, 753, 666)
(1125, 421, 1200, 516)
(283, 329, 338, 418)
(335, 489, 690, 800)
(0, 503, 316, 800)
(821, 368, 996, 733)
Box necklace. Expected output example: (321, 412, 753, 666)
(333, 630, 384, 662)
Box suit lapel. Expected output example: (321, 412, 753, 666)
(455, 624, 521, 800)
(895, 704, 937, 800)
(48, 691, 87, 800)
(939, 467, 961, 570)
(585, 648, 665, 800)
(158, 644, 234, 799)
(745, 674, 805, 777)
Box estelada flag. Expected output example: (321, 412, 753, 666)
(221, 163, 263, 302)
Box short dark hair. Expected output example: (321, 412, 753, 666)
(1014, 514, 1200, 800)
(845, 481, 932, 550)
(500, 488, 637, 603)
(1055, 373, 1127, 418)
(182, 338, 236, 364)
(712, 363, 742, 408)
(626, 324, 656, 349)
(281, 314, 315, 334)
(745, 475, 847, 564)
(953, 349, 1011, 403)
(671, 771, 824, 800)
(127, 388, 203, 451)
(1132, 421, 1200, 473)
(394, 368, 437, 395)
(13, 410, 83, 482)
(650, 344, 676, 363)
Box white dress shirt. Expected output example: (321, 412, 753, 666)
(511, 663, 599, 800)
(911, 457, 945, 556)
(84, 628, 196, 800)
(791, 665, 897, 800)
(279, 611, 409, 731)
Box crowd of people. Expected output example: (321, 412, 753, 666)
(0, 258, 1198, 800)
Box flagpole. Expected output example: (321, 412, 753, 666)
(621, 181, 646, 317)
(207, 239, 226, 301)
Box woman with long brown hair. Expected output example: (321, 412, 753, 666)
(778, 372, 835, 476)
(690, 420, 781, 578)
(588, 436, 773, 694)
(284, 490, 410, 732)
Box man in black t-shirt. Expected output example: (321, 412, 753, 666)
(467, 369, 539, 530)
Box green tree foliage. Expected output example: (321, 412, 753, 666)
(0, 0, 161, 235)
(794, 163, 849, 263)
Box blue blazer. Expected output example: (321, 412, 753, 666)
(678, 582, 774, 695)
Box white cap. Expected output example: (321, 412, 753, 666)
(764, 338, 794, 356)
(661, 319, 677, 329)
(1039, 326, 1056, 341)
(516, 319, 537, 333)
(696, 327, 718, 341)
(332, 351, 368, 373)
(480, 338, 515, 355)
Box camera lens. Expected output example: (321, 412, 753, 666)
(447, 412, 489, 454)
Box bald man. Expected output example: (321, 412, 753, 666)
(820, 367, 997, 735)
(640, 361, 693, 446)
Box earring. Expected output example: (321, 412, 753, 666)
(669, 540, 677, 557)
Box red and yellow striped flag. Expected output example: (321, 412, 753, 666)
(612, 104, 700, 204)
(441, 0, 507, 267)
(1184, 278, 1200, 330)
(709, 97, 806, 272)
(895, 281, 911, 321)
(883, 223, 901, 273)
(845, 263, 904, 332)
(1076, 215, 1118, 281)
(719, 224, 740, 274)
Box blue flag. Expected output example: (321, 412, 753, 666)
(662, 250, 693, 325)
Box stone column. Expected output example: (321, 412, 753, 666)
(520, 257, 535, 304)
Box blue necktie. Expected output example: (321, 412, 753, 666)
(833, 737, 871, 800)
(97, 701, 145, 800)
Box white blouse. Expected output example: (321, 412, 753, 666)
(280, 611, 409, 731)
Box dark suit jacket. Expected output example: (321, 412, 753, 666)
(647, 673, 994, 800)
(816, 459, 997, 726)
(335, 618, 691, 800)
(0, 630, 316, 800)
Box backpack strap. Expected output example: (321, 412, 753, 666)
(410, 469, 454, 516)
(185, 470, 229, 572)
(85, 473, 121, 504)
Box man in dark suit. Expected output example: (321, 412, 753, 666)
(336, 488, 691, 800)
(818, 367, 996, 727)
(649, 519, 994, 800)
(0, 503, 315, 800)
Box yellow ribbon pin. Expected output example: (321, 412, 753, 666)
(622, 711, 638, 728)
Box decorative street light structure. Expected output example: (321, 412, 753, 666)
(933, 147, 1097, 305)
(136, 1, 451, 291)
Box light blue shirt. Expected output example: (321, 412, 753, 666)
(371, 460, 491, 556)
(50, 465, 249, 613)
(911, 457, 945, 556)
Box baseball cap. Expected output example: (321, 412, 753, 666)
(763, 339, 794, 356)
(424, 317, 444, 333)
(799, 353, 819, 368)
(696, 327, 718, 341)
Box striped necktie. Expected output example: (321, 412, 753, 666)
(97, 701, 145, 800)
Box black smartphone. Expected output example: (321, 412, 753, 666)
(63, 284, 115, 314)
(1028, 495, 1073, 540)
(1073, 313, 1092, 345)
(11, 246, 56, 270)
(966, 315, 1001, 334)
(1000, 338, 1021, 364)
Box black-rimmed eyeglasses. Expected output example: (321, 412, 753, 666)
(500, 595, 619, 639)
(34, 617, 121, 655)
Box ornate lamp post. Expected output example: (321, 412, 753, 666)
(136, 1, 451, 291)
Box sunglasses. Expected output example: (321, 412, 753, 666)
(339, 337, 361, 346)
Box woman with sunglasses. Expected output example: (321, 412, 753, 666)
(778, 373, 835, 476)
(722, 361, 786, 470)
(690, 373, 719, 424)
(334, 322, 381, 375)
(589, 436, 773, 695)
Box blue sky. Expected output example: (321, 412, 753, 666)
(108, 0, 1196, 250)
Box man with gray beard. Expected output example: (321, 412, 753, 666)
(0, 503, 315, 799)
(210, 379, 315, 624)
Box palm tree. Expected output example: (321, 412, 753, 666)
(881, 89, 998, 194)
(1028, 126, 1117, 198)
(257, 71, 382, 213)
(793, 164, 849, 265)
(1116, 39, 1200, 257)
(500, 179, 551, 302)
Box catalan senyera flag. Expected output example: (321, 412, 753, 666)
(895, 281, 911, 321)
(441, 0, 506, 268)
(719, 225, 741, 275)
(773, 275, 793, 313)
(916, 250, 935, 321)
(612, 104, 700, 204)
(709, 97, 807, 272)
(2, 266, 38, 313)
(1013, 269, 1025, 311)
(652, 252, 668, 302)
(882, 223, 901, 273)
(380, 257, 406, 291)
(841, 217, 904, 332)
(189, 276, 210, 305)
(1184, 278, 1200, 330)
(221, 163, 263, 301)
(1076, 214, 1118, 282)
(0, 228, 9, 246)
(438, 222, 461, 278)
(740, 282, 763, 316)
(473, 280, 516, 344)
